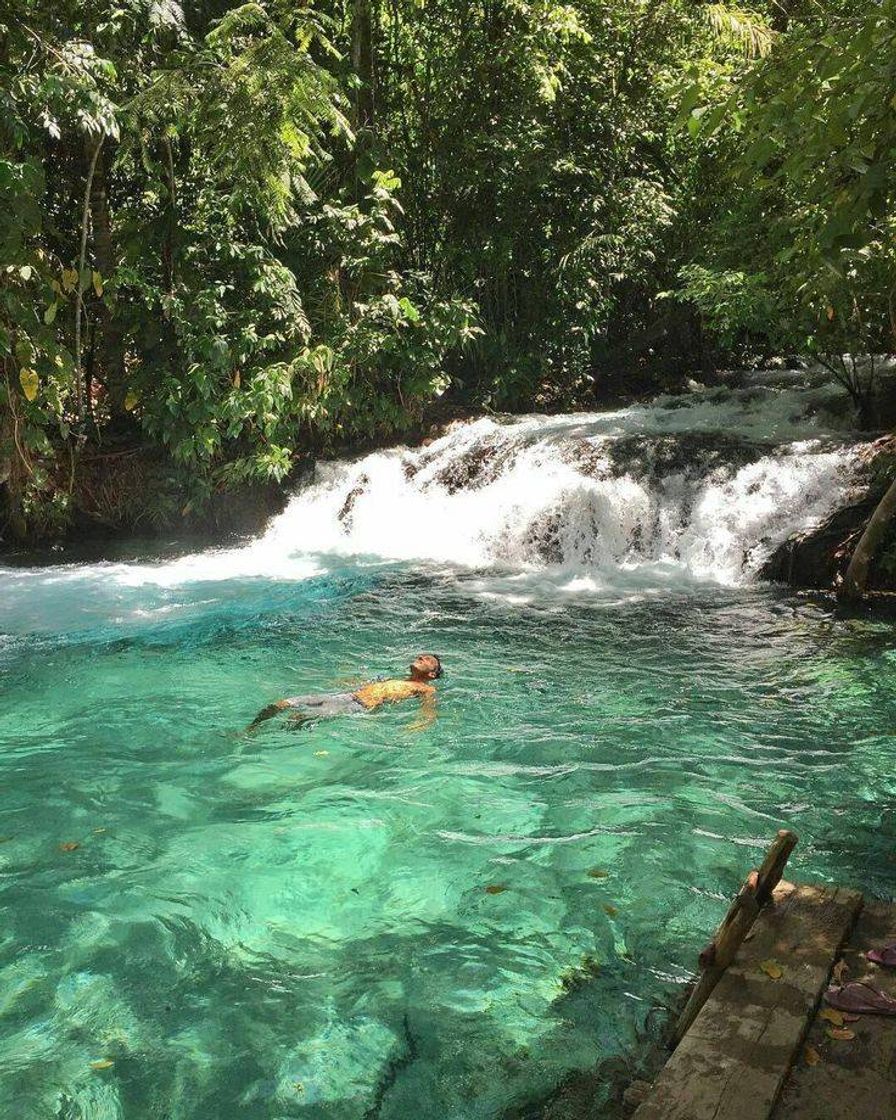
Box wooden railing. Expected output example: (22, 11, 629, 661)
(672, 829, 798, 1046)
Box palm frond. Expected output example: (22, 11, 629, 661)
(706, 4, 775, 58)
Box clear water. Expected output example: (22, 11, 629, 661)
(2, 380, 895, 1119)
(3, 564, 896, 1119)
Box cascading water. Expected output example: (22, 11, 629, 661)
(0, 372, 866, 632)
(257, 371, 862, 586)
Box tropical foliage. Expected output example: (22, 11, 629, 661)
(1, 0, 894, 539)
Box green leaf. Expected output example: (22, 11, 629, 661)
(19, 368, 38, 402)
(398, 296, 420, 322)
(15, 338, 33, 366)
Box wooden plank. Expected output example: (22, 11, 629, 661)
(673, 831, 799, 1045)
(633, 882, 863, 1120)
(773, 900, 896, 1120)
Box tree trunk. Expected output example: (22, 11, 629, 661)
(352, 0, 375, 192)
(0, 391, 28, 541)
(352, 0, 375, 130)
(88, 139, 115, 278)
(86, 135, 127, 413)
(75, 137, 103, 425)
(840, 475, 896, 600)
(162, 136, 177, 295)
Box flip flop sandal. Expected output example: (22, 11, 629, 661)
(866, 944, 896, 968)
(825, 981, 896, 1016)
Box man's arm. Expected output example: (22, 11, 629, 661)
(246, 698, 292, 730)
(407, 689, 437, 732)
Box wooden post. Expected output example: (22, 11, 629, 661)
(671, 830, 798, 1046)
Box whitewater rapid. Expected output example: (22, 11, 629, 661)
(259, 372, 863, 584)
(0, 372, 868, 624)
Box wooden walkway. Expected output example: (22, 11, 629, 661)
(628, 834, 896, 1120)
(773, 900, 896, 1120)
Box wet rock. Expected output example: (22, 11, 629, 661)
(601, 433, 768, 482)
(622, 1079, 652, 1115)
(522, 511, 565, 565)
(759, 500, 872, 590)
(338, 474, 369, 530)
(429, 439, 508, 494)
(760, 436, 896, 592)
(559, 440, 612, 481)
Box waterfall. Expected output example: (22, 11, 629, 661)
(257, 373, 863, 586)
(0, 373, 867, 618)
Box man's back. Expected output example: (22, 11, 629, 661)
(353, 678, 434, 710)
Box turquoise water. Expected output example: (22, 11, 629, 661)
(2, 556, 896, 1119)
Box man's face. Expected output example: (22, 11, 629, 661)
(411, 655, 440, 680)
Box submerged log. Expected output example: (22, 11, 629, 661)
(672, 829, 798, 1046)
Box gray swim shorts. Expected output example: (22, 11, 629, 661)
(283, 692, 365, 719)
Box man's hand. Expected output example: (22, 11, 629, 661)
(407, 692, 437, 732)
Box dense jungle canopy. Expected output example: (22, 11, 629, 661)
(1, 0, 895, 540)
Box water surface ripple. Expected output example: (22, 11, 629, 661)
(2, 564, 896, 1119)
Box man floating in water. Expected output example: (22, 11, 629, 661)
(249, 653, 443, 730)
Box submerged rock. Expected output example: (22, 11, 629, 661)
(53, 1079, 124, 1120)
(273, 1015, 401, 1116)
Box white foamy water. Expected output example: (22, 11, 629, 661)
(0, 372, 868, 622)
(257, 373, 863, 585)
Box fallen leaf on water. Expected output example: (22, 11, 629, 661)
(832, 959, 849, 984)
(59, 842, 80, 852)
(90, 1060, 114, 1071)
(820, 1008, 844, 1027)
(804, 1044, 821, 1067)
(587, 868, 609, 879)
(826, 1027, 855, 1041)
(603, 904, 618, 917)
(485, 884, 508, 895)
(759, 959, 784, 980)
